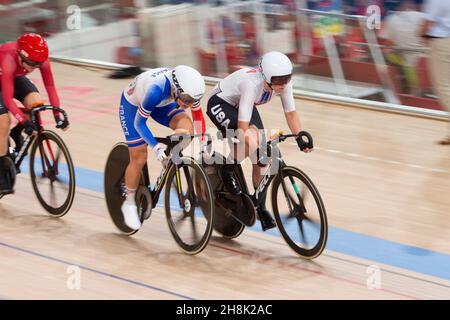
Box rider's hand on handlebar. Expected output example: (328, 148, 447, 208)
(23, 119, 37, 136)
(54, 114, 69, 131)
(296, 131, 314, 153)
(153, 144, 169, 164)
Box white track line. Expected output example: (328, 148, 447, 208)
(291, 144, 449, 174)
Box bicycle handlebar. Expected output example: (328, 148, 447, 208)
(29, 105, 69, 125)
(268, 131, 314, 152)
(156, 132, 213, 155)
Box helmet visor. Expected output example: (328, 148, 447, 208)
(178, 92, 201, 105)
(271, 74, 292, 86)
(19, 53, 43, 68)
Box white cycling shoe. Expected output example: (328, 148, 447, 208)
(121, 202, 142, 230)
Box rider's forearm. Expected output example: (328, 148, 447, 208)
(134, 113, 158, 148)
(191, 107, 206, 139)
(40, 62, 60, 108)
(285, 111, 301, 135)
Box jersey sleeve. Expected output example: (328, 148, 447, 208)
(191, 104, 206, 140)
(237, 80, 257, 122)
(133, 84, 163, 148)
(40, 60, 60, 107)
(141, 84, 164, 115)
(0, 55, 27, 123)
(280, 81, 296, 113)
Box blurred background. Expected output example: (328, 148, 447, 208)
(0, 0, 441, 111)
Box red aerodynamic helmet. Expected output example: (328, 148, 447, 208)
(17, 33, 49, 63)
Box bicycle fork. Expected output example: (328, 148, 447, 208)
(279, 170, 307, 218)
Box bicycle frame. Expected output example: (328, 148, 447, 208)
(12, 105, 69, 173)
(253, 158, 285, 204)
(143, 133, 212, 209)
(234, 134, 302, 209)
(147, 161, 173, 208)
(13, 132, 36, 169)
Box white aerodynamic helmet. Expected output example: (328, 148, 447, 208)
(172, 65, 205, 104)
(259, 51, 293, 85)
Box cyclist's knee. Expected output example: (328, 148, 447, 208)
(172, 115, 194, 134)
(244, 126, 261, 151)
(130, 156, 146, 169)
(129, 146, 147, 168)
(22, 92, 44, 109)
(182, 117, 194, 133)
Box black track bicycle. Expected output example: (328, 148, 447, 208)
(204, 131, 328, 259)
(0, 105, 76, 217)
(104, 134, 215, 255)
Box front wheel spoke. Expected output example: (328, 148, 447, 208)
(184, 167, 197, 203)
(175, 210, 190, 225)
(49, 181, 57, 207)
(282, 209, 297, 224)
(38, 144, 48, 176)
(299, 194, 308, 214)
(297, 218, 308, 245)
(288, 207, 300, 219)
(53, 148, 62, 175)
(41, 141, 53, 172)
(281, 180, 294, 213)
(303, 214, 321, 231)
(190, 214, 198, 242)
(287, 192, 303, 216)
(171, 178, 184, 208)
(54, 177, 69, 191)
(198, 197, 208, 215)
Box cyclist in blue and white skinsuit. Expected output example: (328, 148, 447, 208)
(119, 65, 206, 231)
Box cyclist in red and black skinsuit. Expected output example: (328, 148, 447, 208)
(0, 33, 68, 194)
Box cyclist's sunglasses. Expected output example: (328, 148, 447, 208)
(177, 93, 200, 105)
(271, 74, 292, 86)
(18, 53, 43, 68)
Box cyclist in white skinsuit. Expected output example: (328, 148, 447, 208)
(206, 51, 312, 231)
(210, 66, 296, 119)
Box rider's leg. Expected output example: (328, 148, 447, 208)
(124, 144, 148, 196)
(252, 163, 276, 231)
(22, 92, 44, 109)
(206, 95, 245, 194)
(118, 94, 147, 230)
(0, 112, 13, 194)
(0, 114, 10, 157)
(169, 112, 194, 150)
(252, 161, 276, 231)
(246, 127, 276, 231)
(10, 83, 42, 151)
(232, 125, 275, 230)
(121, 143, 147, 230)
(169, 112, 194, 134)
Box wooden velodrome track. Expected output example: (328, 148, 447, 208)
(0, 62, 449, 300)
